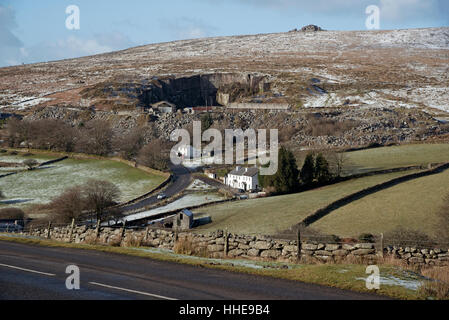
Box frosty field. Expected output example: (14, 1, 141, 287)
(0, 153, 57, 172)
(0, 154, 166, 209)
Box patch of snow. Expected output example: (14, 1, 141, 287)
(133, 247, 290, 270)
(123, 193, 225, 222)
(186, 179, 216, 191)
(356, 275, 422, 291)
(14, 97, 53, 110)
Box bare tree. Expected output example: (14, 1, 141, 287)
(106, 207, 125, 226)
(137, 139, 171, 171)
(6, 118, 31, 147)
(328, 151, 349, 178)
(46, 186, 86, 223)
(83, 180, 121, 221)
(32, 119, 76, 152)
(75, 120, 113, 156)
(0, 208, 25, 220)
(114, 127, 145, 161)
(5, 118, 76, 152)
(23, 159, 39, 170)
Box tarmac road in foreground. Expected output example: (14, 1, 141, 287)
(0, 241, 387, 300)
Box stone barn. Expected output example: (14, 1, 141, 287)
(151, 101, 176, 113)
(174, 209, 194, 231)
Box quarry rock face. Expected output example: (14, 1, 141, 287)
(79, 72, 271, 110)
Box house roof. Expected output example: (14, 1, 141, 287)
(181, 209, 194, 217)
(229, 167, 259, 177)
(152, 101, 176, 109)
(0, 113, 14, 120)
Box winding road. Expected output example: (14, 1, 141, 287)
(119, 164, 193, 214)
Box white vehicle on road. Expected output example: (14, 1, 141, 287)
(157, 193, 167, 200)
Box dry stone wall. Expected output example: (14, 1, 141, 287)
(22, 226, 449, 266)
(227, 103, 290, 110)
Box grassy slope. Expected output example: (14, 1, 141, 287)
(343, 143, 449, 175)
(194, 171, 419, 235)
(310, 169, 449, 238)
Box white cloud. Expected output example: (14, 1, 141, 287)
(0, 4, 26, 66)
(162, 17, 217, 40)
(207, 0, 446, 25)
(0, 3, 134, 67)
(24, 32, 135, 64)
(205, 0, 370, 13)
(379, 0, 439, 22)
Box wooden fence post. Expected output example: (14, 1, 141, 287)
(47, 221, 52, 239)
(69, 218, 75, 243)
(95, 220, 101, 238)
(297, 229, 302, 263)
(380, 233, 384, 258)
(144, 226, 150, 242)
(224, 229, 229, 257)
(120, 220, 126, 245)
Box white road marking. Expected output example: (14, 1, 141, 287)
(1, 262, 178, 300)
(89, 282, 178, 300)
(0, 263, 56, 276)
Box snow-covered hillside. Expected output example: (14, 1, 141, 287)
(0, 27, 448, 113)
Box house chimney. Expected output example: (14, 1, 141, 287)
(236, 166, 241, 171)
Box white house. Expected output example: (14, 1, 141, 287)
(225, 166, 259, 191)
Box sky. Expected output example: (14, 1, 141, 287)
(0, 0, 447, 67)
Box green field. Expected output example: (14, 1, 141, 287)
(342, 143, 449, 175)
(0, 154, 166, 209)
(194, 144, 449, 236)
(194, 170, 420, 235)
(310, 169, 449, 239)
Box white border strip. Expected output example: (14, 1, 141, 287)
(89, 282, 178, 300)
(0, 263, 56, 276)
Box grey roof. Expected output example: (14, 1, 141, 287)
(229, 167, 259, 177)
(181, 209, 194, 217)
(152, 101, 176, 108)
(0, 113, 13, 120)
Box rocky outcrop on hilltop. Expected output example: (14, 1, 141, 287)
(301, 25, 324, 32)
(289, 25, 324, 32)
